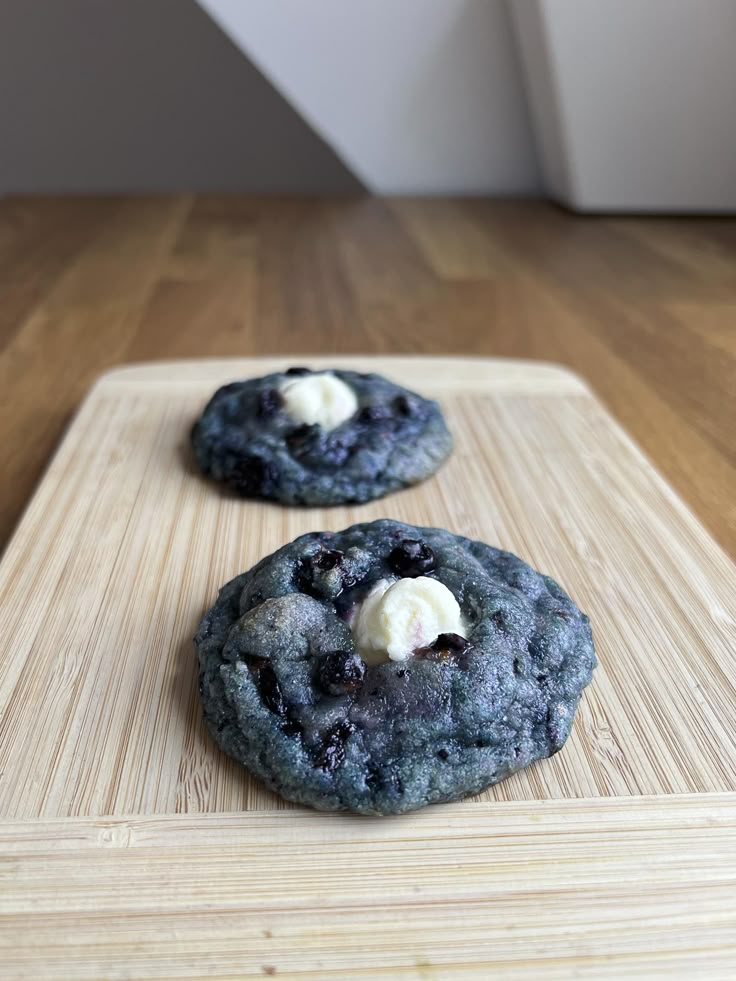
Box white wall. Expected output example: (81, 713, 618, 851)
(512, 0, 736, 211)
(198, 0, 541, 194)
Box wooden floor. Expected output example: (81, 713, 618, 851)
(1, 196, 734, 555)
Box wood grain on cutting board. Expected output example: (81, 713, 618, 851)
(0, 358, 734, 819)
(1, 795, 735, 980)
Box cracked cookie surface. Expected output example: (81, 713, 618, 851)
(191, 368, 453, 505)
(195, 519, 596, 815)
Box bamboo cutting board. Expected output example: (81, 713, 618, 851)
(1, 357, 735, 978)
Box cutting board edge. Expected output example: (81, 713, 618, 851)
(1, 790, 734, 850)
(87, 355, 593, 394)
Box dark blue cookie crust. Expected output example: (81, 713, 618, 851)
(191, 369, 453, 505)
(195, 519, 596, 815)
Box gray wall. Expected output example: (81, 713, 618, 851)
(0, 0, 364, 193)
(0, 0, 540, 194)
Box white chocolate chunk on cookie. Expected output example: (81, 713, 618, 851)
(280, 372, 358, 431)
(352, 576, 466, 664)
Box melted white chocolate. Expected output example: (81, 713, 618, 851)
(279, 372, 358, 431)
(352, 577, 466, 664)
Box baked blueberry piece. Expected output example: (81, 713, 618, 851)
(190, 368, 453, 505)
(195, 519, 596, 815)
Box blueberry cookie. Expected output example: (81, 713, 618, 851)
(190, 368, 453, 505)
(195, 519, 596, 815)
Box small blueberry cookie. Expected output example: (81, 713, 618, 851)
(195, 519, 596, 815)
(190, 368, 453, 505)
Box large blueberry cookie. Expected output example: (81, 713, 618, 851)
(190, 368, 453, 505)
(195, 519, 596, 815)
